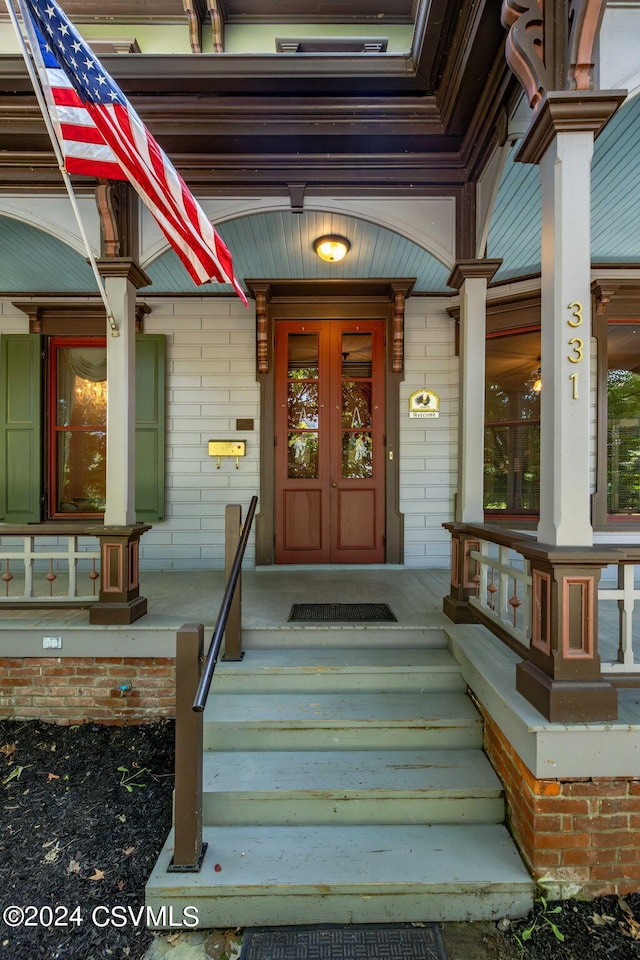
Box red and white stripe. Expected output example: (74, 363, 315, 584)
(22, 0, 246, 301)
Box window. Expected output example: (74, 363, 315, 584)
(0, 331, 165, 523)
(606, 322, 640, 517)
(49, 338, 107, 517)
(484, 327, 541, 516)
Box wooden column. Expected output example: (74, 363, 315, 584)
(97, 259, 151, 527)
(447, 260, 502, 523)
(515, 93, 624, 546)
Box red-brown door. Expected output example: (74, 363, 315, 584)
(274, 319, 385, 563)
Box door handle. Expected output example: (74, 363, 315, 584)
(331, 482, 337, 488)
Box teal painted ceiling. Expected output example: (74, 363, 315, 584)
(145, 210, 453, 295)
(487, 93, 640, 280)
(1, 93, 639, 297)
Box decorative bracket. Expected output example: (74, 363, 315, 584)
(501, 0, 549, 109)
(567, 0, 607, 91)
(251, 282, 272, 375)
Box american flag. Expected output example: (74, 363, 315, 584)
(17, 0, 247, 302)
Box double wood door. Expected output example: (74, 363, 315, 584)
(274, 319, 385, 563)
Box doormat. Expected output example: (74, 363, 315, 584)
(288, 603, 397, 622)
(240, 924, 446, 960)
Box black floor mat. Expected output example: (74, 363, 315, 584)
(240, 924, 447, 960)
(288, 603, 397, 622)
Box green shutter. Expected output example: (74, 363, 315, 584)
(0, 334, 42, 522)
(135, 333, 166, 522)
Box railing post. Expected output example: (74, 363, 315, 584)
(516, 545, 618, 723)
(169, 623, 207, 872)
(442, 522, 480, 623)
(89, 523, 151, 624)
(222, 504, 243, 661)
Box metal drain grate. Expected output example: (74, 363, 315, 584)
(240, 924, 447, 960)
(288, 603, 397, 622)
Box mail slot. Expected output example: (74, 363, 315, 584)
(208, 439, 246, 469)
(208, 440, 246, 458)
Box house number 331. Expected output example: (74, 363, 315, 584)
(567, 301, 583, 399)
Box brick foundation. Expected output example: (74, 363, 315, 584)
(482, 705, 640, 898)
(0, 657, 175, 724)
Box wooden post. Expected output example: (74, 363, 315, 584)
(169, 622, 207, 872)
(515, 543, 618, 722)
(442, 522, 480, 623)
(222, 503, 243, 661)
(89, 523, 151, 624)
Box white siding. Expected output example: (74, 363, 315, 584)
(142, 297, 260, 570)
(400, 299, 457, 568)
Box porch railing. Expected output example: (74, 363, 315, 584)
(443, 522, 639, 723)
(0, 522, 150, 624)
(467, 531, 534, 652)
(170, 497, 257, 872)
(0, 529, 100, 604)
(598, 550, 640, 676)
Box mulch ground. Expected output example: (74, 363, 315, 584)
(0, 719, 175, 960)
(2, 719, 640, 960)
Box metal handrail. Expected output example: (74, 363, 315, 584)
(192, 495, 258, 712)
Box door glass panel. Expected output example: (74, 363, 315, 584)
(341, 381, 372, 428)
(341, 333, 372, 378)
(342, 432, 373, 478)
(288, 431, 319, 479)
(54, 346, 107, 514)
(288, 333, 318, 378)
(288, 381, 319, 429)
(287, 333, 319, 478)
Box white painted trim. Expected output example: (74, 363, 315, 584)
(447, 622, 640, 779)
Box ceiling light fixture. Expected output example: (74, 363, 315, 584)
(314, 235, 350, 263)
(532, 367, 542, 393)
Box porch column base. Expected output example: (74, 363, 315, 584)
(89, 524, 151, 625)
(90, 595, 148, 625)
(516, 660, 618, 723)
(443, 594, 476, 624)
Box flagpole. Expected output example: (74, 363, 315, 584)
(5, 0, 119, 336)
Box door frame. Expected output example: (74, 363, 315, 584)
(249, 280, 412, 566)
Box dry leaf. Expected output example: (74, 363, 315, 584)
(87, 868, 105, 881)
(166, 933, 181, 944)
(0, 743, 16, 758)
(591, 914, 616, 927)
(117, 880, 125, 891)
(47, 773, 59, 781)
(122, 846, 136, 857)
(67, 859, 81, 874)
(41, 841, 62, 864)
(206, 929, 242, 960)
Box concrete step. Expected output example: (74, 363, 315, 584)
(146, 823, 533, 926)
(213, 647, 466, 693)
(238, 626, 449, 649)
(202, 748, 505, 825)
(203, 691, 483, 751)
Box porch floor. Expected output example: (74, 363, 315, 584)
(0, 566, 452, 634)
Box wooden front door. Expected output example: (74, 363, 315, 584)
(275, 319, 385, 563)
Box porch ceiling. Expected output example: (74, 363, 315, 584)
(1, 96, 639, 298)
(487, 93, 640, 284)
(0, 0, 508, 192)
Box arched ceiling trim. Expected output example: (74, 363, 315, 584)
(141, 195, 456, 269)
(143, 209, 453, 295)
